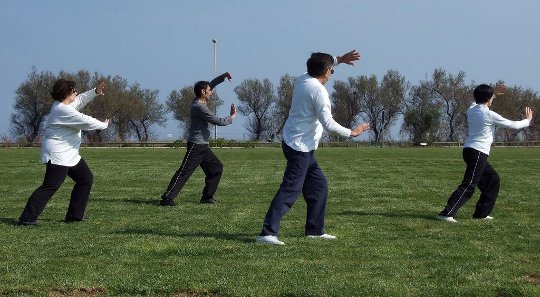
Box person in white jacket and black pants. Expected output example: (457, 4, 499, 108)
(18, 79, 109, 225)
(256, 51, 370, 245)
(437, 84, 533, 223)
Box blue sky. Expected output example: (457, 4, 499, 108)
(1, 0, 539, 141)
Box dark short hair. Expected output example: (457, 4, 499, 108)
(194, 81, 211, 97)
(51, 79, 76, 101)
(307, 52, 334, 77)
(473, 84, 494, 104)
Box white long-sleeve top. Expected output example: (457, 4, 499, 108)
(41, 89, 108, 166)
(282, 73, 351, 152)
(464, 103, 530, 155)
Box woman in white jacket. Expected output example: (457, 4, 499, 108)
(18, 79, 109, 225)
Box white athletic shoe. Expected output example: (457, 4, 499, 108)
(475, 216, 494, 220)
(306, 234, 337, 240)
(256, 235, 285, 245)
(436, 215, 458, 223)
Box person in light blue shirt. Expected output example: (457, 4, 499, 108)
(256, 50, 370, 245)
(437, 84, 532, 223)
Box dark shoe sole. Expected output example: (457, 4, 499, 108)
(18, 220, 37, 226)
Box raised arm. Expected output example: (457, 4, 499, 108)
(210, 72, 232, 90)
(71, 81, 106, 111)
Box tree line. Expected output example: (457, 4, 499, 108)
(9, 67, 540, 144)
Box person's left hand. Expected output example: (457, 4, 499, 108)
(224, 72, 232, 82)
(95, 81, 106, 96)
(230, 103, 237, 119)
(337, 50, 361, 66)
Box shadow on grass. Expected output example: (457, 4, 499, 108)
(97, 197, 161, 206)
(334, 210, 437, 221)
(113, 227, 254, 243)
(0, 217, 19, 225)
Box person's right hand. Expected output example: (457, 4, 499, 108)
(224, 72, 232, 82)
(104, 119, 110, 124)
(525, 107, 533, 121)
(351, 123, 370, 137)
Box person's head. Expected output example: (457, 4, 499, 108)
(473, 84, 495, 104)
(51, 79, 77, 102)
(307, 52, 334, 83)
(194, 81, 212, 99)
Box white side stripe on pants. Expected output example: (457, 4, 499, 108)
(164, 144, 196, 197)
(447, 150, 481, 215)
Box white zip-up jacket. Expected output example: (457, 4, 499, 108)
(283, 73, 351, 152)
(464, 103, 530, 155)
(41, 89, 108, 166)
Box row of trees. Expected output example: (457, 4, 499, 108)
(229, 69, 539, 144)
(10, 68, 167, 143)
(10, 68, 540, 144)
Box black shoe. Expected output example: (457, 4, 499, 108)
(64, 216, 87, 223)
(18, 220, 37, 226)
(199, 198, 216, 204)
(160, 199, 176, 206)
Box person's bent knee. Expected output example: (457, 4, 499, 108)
(77, 171, 93, 185)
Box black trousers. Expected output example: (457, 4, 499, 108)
(161, 142, 223, 202)
(260, 142, 328, 236)
(19, 158, 94, 222)
(439, 147, 500, 218)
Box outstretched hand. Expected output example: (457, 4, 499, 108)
(337, 50, 361, 66)
(230, 103, 237, 119)
(351, 123, 370, 137)
(224, 72, 232, 82)
(95, 81, 106, 96)
(525, 107, 533, 121)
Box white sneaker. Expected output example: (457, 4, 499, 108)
(436, 215, 458, 223)
(256, 235, 285, 245)
(475, 216, 494, 220)
(306, 234, 337, 240)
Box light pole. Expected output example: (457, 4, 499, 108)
(380, 110, 385, 148)
(212, 38, 217, 142)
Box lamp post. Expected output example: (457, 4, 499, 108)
(380, 110, 385, 148)
(212, 38, 217, 142)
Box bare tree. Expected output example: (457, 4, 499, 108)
(377, 70, 408, 142)
(330, 79, 362, 141)
(272, 74, 295, 140)
(167, 86, 195, 139)
(402, 80, 442, 144)
(348, 70, 406, 144)
(432, 68, 472, 142)
(234, 78, 275, 141)
(128, 84, 166, 142)
(10, 68, 57, 143)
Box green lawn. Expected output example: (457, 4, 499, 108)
(0, 147, 539, 296)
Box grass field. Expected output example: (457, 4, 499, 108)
(0, 147, 539, 296)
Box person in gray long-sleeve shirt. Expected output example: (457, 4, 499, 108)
(160, 72, 237, 205)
